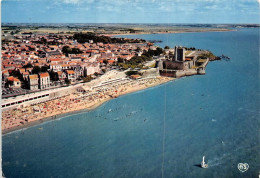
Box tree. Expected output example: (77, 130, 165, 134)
(23, 80, 30, 89)
(23, 63, 33, 68)
(155, 47, 163, 56)
(71, 48, 82, 54)
(83, 75, 92, 83)
(135, 47, 141, 52)
(117, 57, 125, 63)
(164, 46, 170, 49)
(62, 46, 82, 56)
(65, 78, 71, 85)
(103, 59, 108, 65)
(32, 66, 41, 74)
(5, 80, 13, 88)
(49, 70, 59, 81)
(73, 32, 146, 44)
(125, 70, 138, 76)
(10, 70, 24, 82)
(41, 65, 49, 72)
(62, 46, 71, 56)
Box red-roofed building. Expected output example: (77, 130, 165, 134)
(50, 64, 62, 72)
(19, 68, 26, 73)
(28, 74, 39, 90)
(65, 70, 76, 83)
(39, 72, 50, 90)
(61, 64, 70, 70)
(57, 71, 66, 83)
(6, 76, 21, 88)
(107, 60, 115, 64)
(49, 58, 61, 64)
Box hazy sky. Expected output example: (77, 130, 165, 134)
(2, 0, 260, 24)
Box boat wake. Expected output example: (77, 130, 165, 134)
(207, 145, 251, 167)
(207, 159, 222, 167)
(207, 152, 232, 167)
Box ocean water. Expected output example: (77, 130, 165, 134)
(2, 28, 259, 178)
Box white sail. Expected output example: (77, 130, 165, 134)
(201, 156, 208, 168)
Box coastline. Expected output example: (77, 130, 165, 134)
(2, 76, 174, 135)
(103, 28, 236, 37)
(1, 28, 232, 135)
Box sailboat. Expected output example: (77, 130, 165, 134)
(201, 156, 208, 168)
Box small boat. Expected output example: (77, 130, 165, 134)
(201, 156, 208, 168)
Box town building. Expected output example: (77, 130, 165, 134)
(57, 71, 66, 83)
(65, 70, 76, 83)
(39, 72, 50, 90)
(28, 74, 39, 90)
(6, 76, 21, 88)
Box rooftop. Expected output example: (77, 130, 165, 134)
(39, 72, 49, 78)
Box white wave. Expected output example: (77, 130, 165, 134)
(207, 152, 232, 167)
(131, 110, 138, 114)
(208, 145, 251, 167)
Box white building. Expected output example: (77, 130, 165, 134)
(6, 76, 21, 88)
(39, 72, 50, 90)
(50, 64, 62, 72)
(28, 74, 39, 90)
(83, 63, 100, 76)
(65, 70, 76, 83)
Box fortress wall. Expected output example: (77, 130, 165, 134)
(175, 69, 197, 78)
(160, 69, 198, 78)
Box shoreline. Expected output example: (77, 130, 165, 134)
(103, 29, 236, 37)
(2, 76, 174, 135)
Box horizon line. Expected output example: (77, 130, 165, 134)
(2, 22, 260, 25)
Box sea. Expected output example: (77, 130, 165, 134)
(2, 28, 259, 178)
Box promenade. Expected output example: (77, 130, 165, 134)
(2, 74, 174, 134)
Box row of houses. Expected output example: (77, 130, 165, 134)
(3, 62, 100, 90)
(28, 70, 79, 90)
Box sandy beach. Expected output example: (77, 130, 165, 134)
(2, 76, 174, 134)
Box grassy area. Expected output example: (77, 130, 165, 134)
(200, 51, 216, 60)
(197, 59, 207, 63)
(118, 63, 143, 69)
(191, 66, 200, 69)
